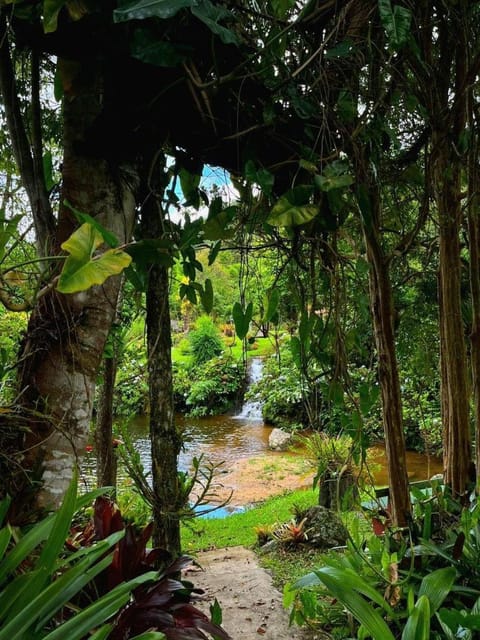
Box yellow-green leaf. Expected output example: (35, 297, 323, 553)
(57, 223, 132, 294)
(267, 186, 319, 227)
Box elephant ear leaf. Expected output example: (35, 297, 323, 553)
(232, 301, 253, 340)
(57, 223, 132, 294)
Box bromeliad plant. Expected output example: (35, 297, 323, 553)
(0, 473, 230, 640)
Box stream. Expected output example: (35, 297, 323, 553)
(81, 357, 443, 493)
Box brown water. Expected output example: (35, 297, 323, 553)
(81, 412, 443, 488)
(367, 445, 443, 486)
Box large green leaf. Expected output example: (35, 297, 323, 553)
(438, 607, 480, 636)
(312, 568, 396, 640)
(57, 224, 132, 294)
(191, 0, 238, 45)
(125, 239, 174, 269)
(314, 173, 354, 192)
(131, 28, 191, 66)
(263, 288, 280, 323)
(204, 207, 237, 240)
(401, 595, 430, 640)
(200, 278, 214, 314)
(42, 0, 67, 33)
(88, 626, 113, 640)
(37, 469, 78, 576)
(0, 527, 11, 561)
(0, 514, 55, 586)
(268, 186, 318, 227)
(0, 551, 116, 639)
(299, 565, 395, 614)
(64, 201, 119, 248)
(0, 473, 77, 624)
(245, 160, 274, 196)
(0, 212, 22, 262)
(378, 0, 412, 50)
(42, 571, 159, 640)
(418, 567, 456, 613)
(114, 0, 194, 22)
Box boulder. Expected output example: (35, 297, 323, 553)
(268, 428, 293, 451)
(299, 505, 348, 549)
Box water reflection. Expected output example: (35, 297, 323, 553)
(130, 413, 272, 472)
(368, 445, 443, 486)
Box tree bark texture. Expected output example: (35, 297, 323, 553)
(140, 156, 182, 556)
(16, 61, 138, 509)
(95, 282, 124, 490)
(357, 171, 411, 527)
(468, 119, 480, 488)
(147, 262, 182, 555)
(95, 355, 117, 489)
(434, 134, 472, 497)
(364, 231, 411, 527)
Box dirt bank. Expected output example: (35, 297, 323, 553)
(206, 452, 314, 506)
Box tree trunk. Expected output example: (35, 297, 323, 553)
(357, 171, 411, 527)
(434, 134, 472, 498)
(16, 62, 138, 509)
(467, 110, 480, 488)
(147, 262, 182, 555)
(95, 354, 118, 489)
(95, 280, 125, 490)
(141, 156, 182, 556)
(364, 231, 411, 527)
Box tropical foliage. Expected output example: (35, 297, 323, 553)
(0, 476, 229, 640)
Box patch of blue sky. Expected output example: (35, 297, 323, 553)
(167, 163, 239, 223)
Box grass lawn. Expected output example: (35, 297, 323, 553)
(181, 487, 317, 553)
(172, 334, 277, 365)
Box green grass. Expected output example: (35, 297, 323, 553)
(224, 336, 277, 359)
(180, 486, 372, 594)
(181, 487, 317, 554)
(172, 335, 276, 366)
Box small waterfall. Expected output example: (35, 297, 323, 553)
(234, 357, 264, 421)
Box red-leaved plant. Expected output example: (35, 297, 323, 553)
(69, 496, 230, 640)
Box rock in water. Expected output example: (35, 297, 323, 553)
(268, 428, 293, 451)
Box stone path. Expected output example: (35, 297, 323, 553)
(185, 546, 312, 640)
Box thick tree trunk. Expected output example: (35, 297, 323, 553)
(16, 62, 138, 509)
(434, 136, 472, 498)
(468, 128, 480, 488)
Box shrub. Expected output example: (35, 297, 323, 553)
(184, 356, 243, 416)
(188, 316, 224, 366)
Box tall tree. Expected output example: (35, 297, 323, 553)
(405, 1, 480, 497)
